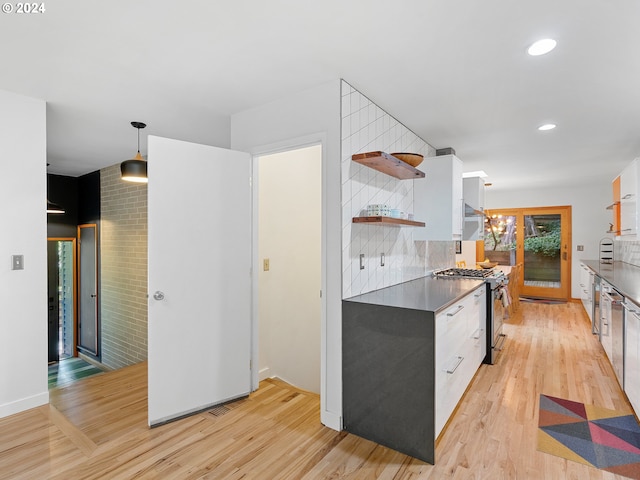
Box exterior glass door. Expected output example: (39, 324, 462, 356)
(483, 206, 571, 300)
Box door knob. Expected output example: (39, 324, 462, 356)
(153, 291, 165, 301)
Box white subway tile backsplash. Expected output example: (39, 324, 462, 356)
(341, 80, 448, 298)
(615, 240, 640, 267)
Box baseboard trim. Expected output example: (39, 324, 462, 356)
(321, 409, 342, 431)
(0, 391, 49, 419)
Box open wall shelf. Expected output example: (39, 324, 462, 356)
(353, 216, 425, 227)
(352, 152, 425, 180)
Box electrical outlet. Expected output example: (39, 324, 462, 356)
(577, 245, 584, 251)
(263, 258, 270, 271)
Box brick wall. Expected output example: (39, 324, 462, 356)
(100, 164, 148, 369)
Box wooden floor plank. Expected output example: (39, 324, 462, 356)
(0, 301, 636, 479)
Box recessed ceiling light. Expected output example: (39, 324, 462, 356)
(528, 38, 557, 56)
(538, 123, 556, 131)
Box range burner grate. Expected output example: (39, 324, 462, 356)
(434, 268, 494, 279)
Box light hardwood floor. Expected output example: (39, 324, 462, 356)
(0, 302, 635, 479)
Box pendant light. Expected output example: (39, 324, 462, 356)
(121, 121, 148, 183)
(46, 164, 65, 214)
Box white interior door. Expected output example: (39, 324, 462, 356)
(147, 135, 252, 426)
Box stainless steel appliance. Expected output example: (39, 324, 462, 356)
(433, 267, 507, 364)
(600, 281, 625, 387)
(592, 274, 600, 337)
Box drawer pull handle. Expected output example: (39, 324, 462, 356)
(446, 356, 464, 374)
(447, 305, 465, 317)
(474, 291, 484, 298)
(472, 329, 483, 339)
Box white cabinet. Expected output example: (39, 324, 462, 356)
(624, 299, 640, 415)
(414, 154, 463, 241)
(579, 263, 593, 322)
(463, 176, 485, 241)
(619, 159, 638, 237)
(435, 284, 486, 436)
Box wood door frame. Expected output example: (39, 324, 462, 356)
(77, 223, 99, 356)
(47, 237, 78, 357)
(485, 206, 572, 301)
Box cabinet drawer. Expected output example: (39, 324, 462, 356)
(435, 339, 477, 436)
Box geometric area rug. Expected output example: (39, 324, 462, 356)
(538, 394, 640, 479)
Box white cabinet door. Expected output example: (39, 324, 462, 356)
(579, 264, 593, 322)
(620, 159, 638, 237)
(147, 136, 252, 426)
(435, 285, 485, 437)
(463, 176, 485, 241)
(625, 301, 640, 416)
(414, 154, 463, 241)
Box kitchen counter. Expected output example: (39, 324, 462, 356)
(581, 260, 640, 306)
(342, 275, 487, 464)
(343, 275, 484, 312)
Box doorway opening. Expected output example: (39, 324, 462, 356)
(47, 238, 77, 363)
(255, 144, 323, 394)
(483, 206, 572, 300)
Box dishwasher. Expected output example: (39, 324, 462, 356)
(600, 281, 625, 388)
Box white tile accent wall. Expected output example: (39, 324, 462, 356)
(341, 80, 444, 298)
(615, 240, 640, 267)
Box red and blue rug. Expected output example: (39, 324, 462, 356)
(538, 394, 640, 478)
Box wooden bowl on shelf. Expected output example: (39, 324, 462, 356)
(391, 153, 424, 168)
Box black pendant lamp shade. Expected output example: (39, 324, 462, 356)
(121, 121, 148, 183)
(46, 199, 65, 214)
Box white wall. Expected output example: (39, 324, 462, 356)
(231, 80, 342, 429)
(485, 182, 612, 299)
(258, 145, 322, 393)
(0, 90, 48, 418)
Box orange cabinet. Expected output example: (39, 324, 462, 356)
(612, 175, 621, 234)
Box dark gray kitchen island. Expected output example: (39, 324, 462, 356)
(343, 275, 486, 464)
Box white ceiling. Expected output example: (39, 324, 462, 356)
(2, 0, 639, 191)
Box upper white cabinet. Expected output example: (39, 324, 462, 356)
(414, 154, 463, 241)
(620, 159, 638, 238)
(463, 176, 485, 240)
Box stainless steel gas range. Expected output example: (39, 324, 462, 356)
(433, 267, 507, 364)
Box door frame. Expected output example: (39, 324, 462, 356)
(47, 237, 78, 358)
(77, 223, 99, 356)
(485, 206, 572, 300)
(248, 134, 328, 393)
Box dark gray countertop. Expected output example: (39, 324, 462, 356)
(343, 276, 485, 313)
(581, 260, 640, 306)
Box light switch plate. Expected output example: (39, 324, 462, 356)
(12, 255, 24, 270)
